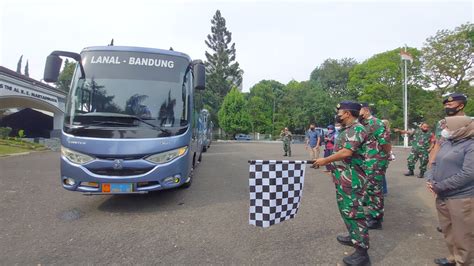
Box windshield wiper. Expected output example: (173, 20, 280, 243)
(71, 121, 137, 129)
(72, 113, 170, 133)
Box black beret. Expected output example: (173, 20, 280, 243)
(336, 101, 362, 112)
(360, 102, 369, 108)
(443, 93, 467, 104)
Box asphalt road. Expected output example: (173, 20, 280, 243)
(0, 142, 446, 265)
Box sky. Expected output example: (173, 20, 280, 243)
(0, 0, 472, 92)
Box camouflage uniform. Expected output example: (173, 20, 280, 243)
(280, 131, 292, 156)
(330, 119, 369, 249)
(407, 128, 431, 174)
(360, 116, 390, 221)
(434, 119, 447, 144)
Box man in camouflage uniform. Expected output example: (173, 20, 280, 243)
(395, 123, 432, 178)
(314, 101, 370, 266)
(359, 103, 392, 230)
(280, 127, 292, 157)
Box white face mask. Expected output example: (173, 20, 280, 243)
(335, 127, 341, 131)
(441, 129, 452, 139)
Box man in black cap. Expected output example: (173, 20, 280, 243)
(429, 93, 468, 166)
(429, 93, 468, 234)
(314, 101, 370, 266)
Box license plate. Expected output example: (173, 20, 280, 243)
(102, 183, 133, 193)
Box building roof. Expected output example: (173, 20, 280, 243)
(0, 65, 66, 95)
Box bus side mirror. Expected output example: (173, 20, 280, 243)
(193, 61, 205, 90)
(43, 54, 63, 83)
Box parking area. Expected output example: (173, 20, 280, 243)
(0, 142, 445, 264)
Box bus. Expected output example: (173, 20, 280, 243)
(43, 46, 206, 194)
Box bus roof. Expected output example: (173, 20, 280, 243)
(81, 46, 192, 61)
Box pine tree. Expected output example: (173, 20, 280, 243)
(24, 60, 29, 77)
(204, 10, 243, 124)
(16, 55, 23, 74)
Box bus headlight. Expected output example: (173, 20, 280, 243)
(146, 146, 188, 164)
(61, 146, 95, 165)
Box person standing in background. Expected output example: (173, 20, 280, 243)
(323, 125, 336, 172)
(305, 123, 321, 167)
(280, 127, 292, 157)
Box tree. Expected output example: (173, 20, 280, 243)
(422, 23, 474, 95)
(218, 87, 251, 138)
(310, 58, 358, 99)
(16, 55, 23, 74)
(348, 48, 434, 128)
(204, 10, 244, 125)
(247, 80, 285, 134)
(24, 60, 29, 77)
(56, 59, 76, 93)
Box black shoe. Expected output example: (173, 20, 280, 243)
(417, 172, 425, 178)
(434, 258, 455, 266)
(367, 218, 382, 230)
(404, 170, 414, 176)
(336, 235, 354, 247)
(283, 154, 287, 156)
(436, 226, 443, 233)
(343, 247, 370, 266)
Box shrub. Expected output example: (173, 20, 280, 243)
(0, 127, 12, 139)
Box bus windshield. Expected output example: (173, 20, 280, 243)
(64, 50, 191, 138)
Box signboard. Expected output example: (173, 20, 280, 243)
(0, 80, 59, 108)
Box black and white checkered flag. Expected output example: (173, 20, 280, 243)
(248, 160, 310, 228)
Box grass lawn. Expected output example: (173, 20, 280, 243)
(0, 144, 31, 156)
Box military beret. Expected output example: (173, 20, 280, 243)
(360, 102, 369, 108)
(327, 125, 335, 129)
(336, 101, 362, 112)
(443, 93, 467, 104)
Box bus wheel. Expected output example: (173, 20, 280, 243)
(181, 168, 193, 189)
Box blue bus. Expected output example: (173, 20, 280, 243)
(43, 46, 206, 194)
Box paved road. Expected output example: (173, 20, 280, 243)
(0, 142, 445, 265)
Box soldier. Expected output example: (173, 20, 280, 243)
(394, 123, 432, 178)
(429, 93, 468, 166)
(314, 101, 370, 266)
(280, 127, 292, 157)
(359, 103, 392, 230)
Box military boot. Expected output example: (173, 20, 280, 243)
(343, 247, 370, 266)
(417, 172, 425, 178)
(404, 170, 414, 176)
(336, 235, 354, 247)
(283, 153, 287, 156)
(366, 218, 382, 230)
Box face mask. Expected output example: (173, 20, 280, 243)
(441, 129, 452, 139)
(328, 129, 334, 133)
(335, 114, 344, 124)
(335, 127, 341, 131)
(445, 105, 462, 116)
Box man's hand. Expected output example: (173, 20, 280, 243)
(314, 158, 328, 167)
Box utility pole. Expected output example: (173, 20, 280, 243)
(272, 97, 276, 136)
(403, 45, 409, 148)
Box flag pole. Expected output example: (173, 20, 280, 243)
(403, 45, 409, 148)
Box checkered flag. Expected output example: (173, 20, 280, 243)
(248, 160, 310, 228)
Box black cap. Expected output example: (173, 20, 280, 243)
(336, 101, 362, 112)
(360, 102, 369, 108)
(443, 93, 467, 104)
